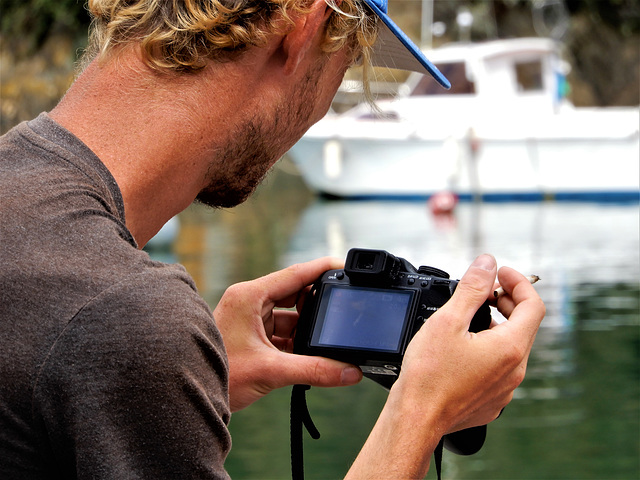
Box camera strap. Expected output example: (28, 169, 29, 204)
(434, 437, 445, 480)
(290, 384, 446, 480)
(290, 384, 320, 480)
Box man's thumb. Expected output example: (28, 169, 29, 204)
(441, 254, 497, 330)
(275, 353, 362, 389)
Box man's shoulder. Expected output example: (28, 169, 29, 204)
(71, 261, 216, 344)
(80, 262, 213, 330)
(27, 263, 232, 479)
(36, 261, 226, 396)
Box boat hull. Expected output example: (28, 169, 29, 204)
(289, 129, 639, 202)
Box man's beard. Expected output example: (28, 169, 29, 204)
(195, 121, 280, 209)
(195, 60, 326, 209)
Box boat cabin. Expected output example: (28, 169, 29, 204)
(402, 37, 566, 114)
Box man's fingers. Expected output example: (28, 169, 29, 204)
(496, 267, 546, 342)
(272, 310, 298, 338)
(497, 267, 540, 304)
(439, 254, 497, 332)
(257, 257, 343, 305)
(269, 353, 362, 389)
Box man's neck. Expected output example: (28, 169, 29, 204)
(50, 48, 258, 246)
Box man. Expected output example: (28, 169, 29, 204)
(0, 0, 545, 478)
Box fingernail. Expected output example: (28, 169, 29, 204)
(472, 254, 495, 271)
(341, 367, 362, 385)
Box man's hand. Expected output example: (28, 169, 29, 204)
(346, 254, 545, 479)
(396, 254, 545, 434)
(213, 257, 363, 412)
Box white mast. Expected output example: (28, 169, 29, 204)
(421, 0, 433, 49)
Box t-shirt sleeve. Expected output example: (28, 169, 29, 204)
(32, 268, 232, 479)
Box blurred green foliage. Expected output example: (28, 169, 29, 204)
(2, 0, 638, 53)
(0, 0, 638, 114)
(565, 0, 640, 35)
(1, 0, 91, 55)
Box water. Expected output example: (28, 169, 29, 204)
(153, 167, 640, 480)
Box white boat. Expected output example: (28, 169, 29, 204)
(288, 38, 639, 202)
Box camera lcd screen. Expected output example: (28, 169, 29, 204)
(311, 285, 414, 353)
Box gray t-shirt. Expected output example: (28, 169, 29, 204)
(0, 113, 231, 479)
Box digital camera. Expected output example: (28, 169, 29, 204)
(294, 248, 492, 455)
(295, 248, 491, 387)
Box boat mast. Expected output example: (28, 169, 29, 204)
(421, 0, 433, 49)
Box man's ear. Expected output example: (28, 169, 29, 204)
(280, 0, 333, 75)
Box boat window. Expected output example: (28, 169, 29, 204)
(515, 60, 544, 91)
(410, 62, 475, 96)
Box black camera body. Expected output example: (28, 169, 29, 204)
(294, 248, 492, 455)
(295, 248, 491, 388)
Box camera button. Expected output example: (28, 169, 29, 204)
(336, 272, 344, 280)
(421, 281, 429, 287)
(407, 278, 415, 285)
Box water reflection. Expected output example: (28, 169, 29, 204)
(278, 199, 639, 479)
(154, 171, 638, 479)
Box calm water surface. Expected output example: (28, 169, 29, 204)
(155, 167, 639, 480)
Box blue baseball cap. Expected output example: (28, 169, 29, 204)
(363, 0, 451, 89)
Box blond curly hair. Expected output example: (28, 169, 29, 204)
(83, 0, 378, 73)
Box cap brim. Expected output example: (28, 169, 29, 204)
(365, 1, 451, 89)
